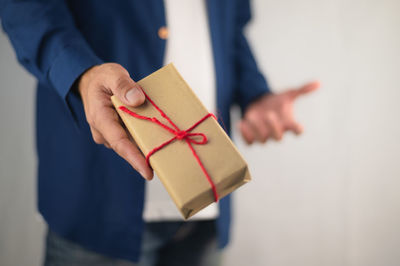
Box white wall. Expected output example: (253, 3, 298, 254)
(0, 28, 45, 265)
(226, 0, 400, 266)
(1, 0, 399, 265)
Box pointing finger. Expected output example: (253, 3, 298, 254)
(289, 80, 320, 99)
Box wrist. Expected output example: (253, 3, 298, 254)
(76, 64, 101, 97)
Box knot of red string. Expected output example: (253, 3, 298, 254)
(118, 90, 219, 202)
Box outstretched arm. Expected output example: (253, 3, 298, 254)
(0, 1, 153, 179)
(0, 0, 101, 101)
(232, 0, 319, 144)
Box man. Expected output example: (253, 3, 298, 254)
(0, 0, 318, 265)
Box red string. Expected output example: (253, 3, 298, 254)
(118, 90, 219, 202)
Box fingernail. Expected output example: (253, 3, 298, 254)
(125, 88, 141, 105)
(139, 170, 152, 180)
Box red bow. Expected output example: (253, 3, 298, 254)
(118, 90, 219, 202)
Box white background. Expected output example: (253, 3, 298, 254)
(1, 0, 399, 265)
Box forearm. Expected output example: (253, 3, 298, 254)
(0, 0, 102, 100)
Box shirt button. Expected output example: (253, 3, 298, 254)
(158, 26, 168, 40)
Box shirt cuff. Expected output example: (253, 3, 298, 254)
(48, 39, 103, 100)
(238, 82, 271, 111)
(48, 38, 103, 128)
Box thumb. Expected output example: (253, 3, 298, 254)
(112, 76, 146, 107)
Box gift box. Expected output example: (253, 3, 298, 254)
(111, 63, 251, 219)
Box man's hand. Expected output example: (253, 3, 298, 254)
(239, 81, 320, 144)
(78, 63, 153, 180)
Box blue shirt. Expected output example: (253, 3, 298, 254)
(0, 0, 270, 262)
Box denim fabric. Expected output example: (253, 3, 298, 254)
(44, 220, 222, 266)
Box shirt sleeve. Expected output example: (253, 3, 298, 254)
(233, 0, 272, 111)
(0, 0, 103, 120)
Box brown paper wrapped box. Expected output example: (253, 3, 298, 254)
(111, 63, 251, 219)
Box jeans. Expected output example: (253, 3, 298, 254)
(44, 220, 222, 266)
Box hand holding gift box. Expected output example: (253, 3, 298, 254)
(112, 64, 251, 219)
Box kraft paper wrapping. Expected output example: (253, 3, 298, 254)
(111, 63, 251, 219)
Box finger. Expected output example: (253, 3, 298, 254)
(95, 108, 153, 180)
(109, 75, 146, 107)
(245, 111, 270, 143)
(289, 80, 320, 99)
(90, 127, 107, 145)
(92, 127, 114, 149)
(286, 120, 303, 135)
(264, 112, 284, 141)
(90, 127, 112, 148)
(239, 120, 256, 145)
